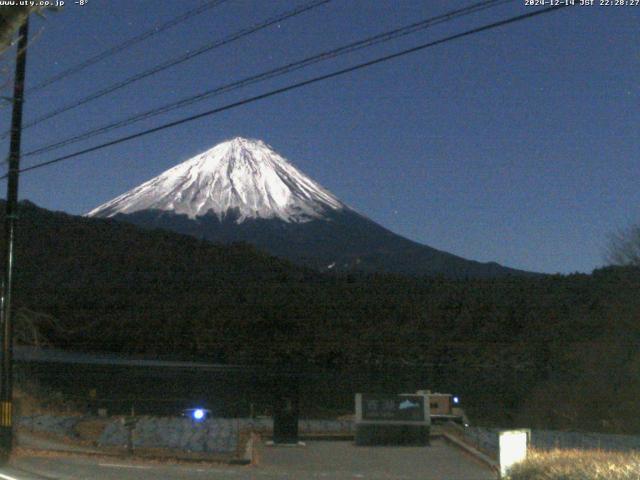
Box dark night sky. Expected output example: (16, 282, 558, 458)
(0, 0, 638, 274)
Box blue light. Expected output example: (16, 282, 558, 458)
(452, 396, 460, 405)
(192, 408, 205, 421)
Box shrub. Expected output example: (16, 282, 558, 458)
(507, 449, 640, 480)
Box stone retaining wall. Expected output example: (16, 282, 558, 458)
(99, 417, 238, 453)
(18, 415, 354, 454)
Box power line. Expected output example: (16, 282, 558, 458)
(4, 0, 332, 138)
(26, 0, 229, 94)
(4, 5, 569, 180)
(24, 0, 514, 159)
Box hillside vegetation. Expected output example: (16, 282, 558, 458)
(3, 201, 640, 432)
(507, 450, 640, 480)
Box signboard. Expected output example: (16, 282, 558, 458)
(273, 396, 299, 444)
(361, 394, 425, 422)
(272, 377, 300, 444)
(354, 393, 430, 446)
(355, 393, 430, 425)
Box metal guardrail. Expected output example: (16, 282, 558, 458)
(444, 423, 499, 458)
(461, 426, 499, 458)
(531, 430, 640, 452)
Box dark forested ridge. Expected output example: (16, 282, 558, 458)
(109, 207, 535, 278)
(4, 200, 640, 433)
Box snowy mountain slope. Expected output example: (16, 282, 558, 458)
(88, 137, 535, 278)
(87, 137, 345, 223)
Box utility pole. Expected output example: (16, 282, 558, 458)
(0, 18, 29, 462)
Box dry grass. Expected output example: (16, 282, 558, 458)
(507, 449, 640, 480)
(14, 387, 84, 416)
(14, 387, 44, 416)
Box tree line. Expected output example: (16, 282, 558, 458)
(4, 201, 640, 432)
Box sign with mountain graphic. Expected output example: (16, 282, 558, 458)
(361, 394, 426, 422)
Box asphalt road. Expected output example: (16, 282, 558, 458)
(3, 439, 496, 480)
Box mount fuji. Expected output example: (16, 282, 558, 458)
(88, 137, 530, 278)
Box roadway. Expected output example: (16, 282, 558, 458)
(2, 439, 496, 479)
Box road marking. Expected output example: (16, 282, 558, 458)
(98, 463, 151, 470)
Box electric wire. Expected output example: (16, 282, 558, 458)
(26, 0, 230, 94)
(2, 5, 569, 180)
(2, 0, 332, 139)
(24, 0, 514, 159)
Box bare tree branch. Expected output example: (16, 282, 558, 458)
(0, 6, 34, 55)
(606, 224, 640, 267)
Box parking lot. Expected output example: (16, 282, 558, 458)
(258, 439, 496, 479)
(5, 438, 496, 480)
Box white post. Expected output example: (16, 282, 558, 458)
(499, 429, 529, 478)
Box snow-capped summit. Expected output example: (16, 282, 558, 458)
(87, 137, 345, 223)
(87, 137, 532, 278)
